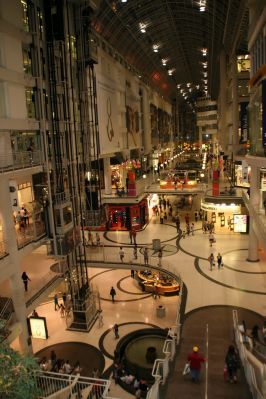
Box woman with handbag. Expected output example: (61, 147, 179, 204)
(225, 345, 240, 383)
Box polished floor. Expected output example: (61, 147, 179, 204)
(24, 192, 266, 398)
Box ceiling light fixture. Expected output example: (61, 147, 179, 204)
(198, 0, 206, 12)
(177, 84, 181, 89)
(162, 58, 168, 66)
(201, 48, 207, 56)
(139, 22, 146, 33)
(153, 44, 159, 53)
(121, 0, 127, 2)
(168, 68, 175, 76)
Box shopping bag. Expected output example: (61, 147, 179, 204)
(183, 363, 190, 376)
(223, 365, 228, 380)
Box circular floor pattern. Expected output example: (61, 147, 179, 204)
(89, 269, 152, 302)
(117, 276, 148, 295)
(139, 243, 178, 257)
(195, 257, 266, 295)
(35, 342, 105, 376)
(103, 223, 179, 246)
(99, 322, 161, 360)
(222, 249, 266, 274)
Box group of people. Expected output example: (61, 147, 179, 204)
(39, 350, 82, 375)
(85, 231, 101, 246)
(15, 206, 30, 232)
(53, 292, 71, 317)
(208, 252, 223, 271)
(186, 344, 240, 384)
(113, 361, 149, 398)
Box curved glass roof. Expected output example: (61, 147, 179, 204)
(92, 0, 248, 101)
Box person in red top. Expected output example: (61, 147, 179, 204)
(187, 346, 205, 382)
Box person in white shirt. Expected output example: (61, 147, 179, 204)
(63, 360, 72, 374)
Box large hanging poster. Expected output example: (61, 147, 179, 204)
(96, 81, 120, 155)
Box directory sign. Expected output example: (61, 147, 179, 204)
(233, 214, 248, 233)
(29, 317, 48, 340)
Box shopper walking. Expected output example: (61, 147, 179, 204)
(143, 247, 149, 265)
(113, 323, 119, 339)
(209, 232, 215, 247)
(110, 286, 116, 303)
(208, 253, 215, 271)
(194, 210, 199, 222)
(217, 253, 223, 269)
(175, 216, 180, 232)
(133, 244, 138, 259)
(132, 229, 137, 245)
(54, 294, 60, 311)
(119, 246, 125, 262)
(190, 223, 195, 236)
(21, 271, 31, 292)
(158, 249, 162, 267)
(98, 311, 104, 328)
(187, 346, 205, 383)
(129, 229, 133, 244)
(131, 269, 135, 278)
(225, 345, 240, 383)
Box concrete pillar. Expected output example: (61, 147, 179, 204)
(142, 86, 152, 154)
(0, 175, 31, 353)
(103, 157, 112, 195)
(198, 127, 203, 150)
(219, 49, 227, 152)
(247, 165, 260, 262)
(247, 222, 259, 262)
(231, 54, 240, 155)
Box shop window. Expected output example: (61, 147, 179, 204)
(55, 209, 61, 227)
(22, 47, 32, 75)
(237, 56, 250, 73)
(37, 9, 43, 40)
(63, 206, 72, 225)
(25, 88, 36, 119)
(21, 0, 29, 32)
(0, 83, 6, 118)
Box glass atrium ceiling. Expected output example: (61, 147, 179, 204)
(91, 0, 248, 101)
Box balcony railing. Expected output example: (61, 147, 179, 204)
(36, 371, 120, 399)
(0, 240, 8, 259)
(0, 150, 42, 173)
(0, 297, 14, 342)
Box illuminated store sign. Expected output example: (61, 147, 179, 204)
(201, 202, 240, 212)
(233, 214, 248, 233)
(29, 317, 48, 340)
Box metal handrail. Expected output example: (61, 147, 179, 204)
(36, 371, 120, 399)
(0, 150, 42, 173)
(0, 240, 8, 259)
(233, 310, 265, 399)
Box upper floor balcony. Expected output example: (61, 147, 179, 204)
(0, 150, 42, 173)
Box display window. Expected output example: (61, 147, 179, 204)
(234, 162, 250, 187)
(201, 201, 242, 233)
(160, 170, 198, 189)
(107, 199, 148, 231)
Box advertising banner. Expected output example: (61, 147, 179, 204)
(29, 317, 48, 339)
(96, 80, 120, 155)
(262, 80, 266, 147)
(239, 102, 248, 143)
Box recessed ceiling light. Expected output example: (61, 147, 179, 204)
(162, 58, 168, 66)
(139, 22, 146, 33)
(153, 44, 159, 52)
(121, 0, 127, 3)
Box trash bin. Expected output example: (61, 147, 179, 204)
(156, 305, 166, 318)
(152, 239, 161, 251)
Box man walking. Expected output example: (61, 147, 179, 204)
(54, 293, 60, 311)
(143, 247, 149, 265)
(217, 253, 223, 269)
(110, 286, 117, 303)
(132, 229, 137, 245)
(113, 323, 119, 339)
(187, 346, 205, 383)
(119, 247, 125, 262)
(208, 253, 215, 271)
